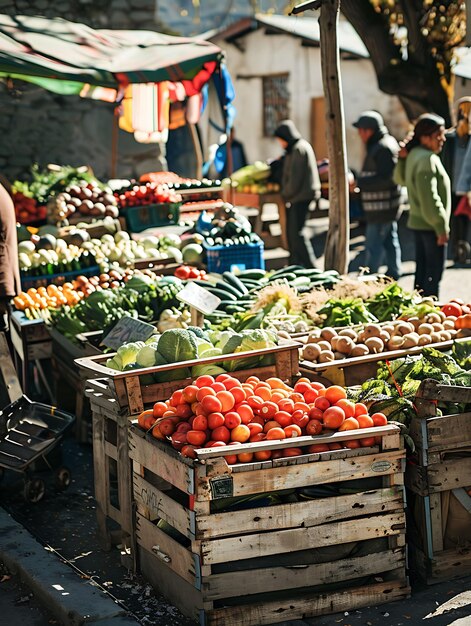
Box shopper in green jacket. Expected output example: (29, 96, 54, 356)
(394, 114, 451, 297)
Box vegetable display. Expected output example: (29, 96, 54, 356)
(115, 181, 182, 208)
(137, 373, 389, 462)
(49, 180, 119, 223)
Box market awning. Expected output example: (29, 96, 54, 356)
(0, 14, 223, 95)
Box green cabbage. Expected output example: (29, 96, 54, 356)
(157, 329, 198, 364)
(136, 344, 159, 368)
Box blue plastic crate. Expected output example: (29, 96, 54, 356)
(20, 265, 101, 290)
(204, 241, 265, 273)
(124, 202, 180, 233)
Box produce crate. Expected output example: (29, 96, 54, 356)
(204, 241, 264, 273)
(300, 338, 470, 387)
(85, 378, 134, 563)
(58, 218, 121, 241)
(20, 264, 101, 291)
(130, 424, 409, 625)
(76, 341, 300, 416)
(406, 379, 471, 584)
(81, 342, 301, 555)
(123, 202, 180, 233)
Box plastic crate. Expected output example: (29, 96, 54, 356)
(123, 202, 180, 233)
(20, 265, 101, 290)
(204, 240, 265, 273)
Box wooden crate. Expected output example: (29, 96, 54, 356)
(405, 379, 471, 584)
(85, 378, 134, 565)
(130, 424, 409, 626)
(76, 341, 301, 415)
(300, 337, 469, 387)
(82, 343, 300, 561)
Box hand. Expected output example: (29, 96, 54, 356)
(437, 233, 449, 246)
(398, 143, 408, 159)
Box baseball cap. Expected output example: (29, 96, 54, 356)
(353, 110, 385, 130)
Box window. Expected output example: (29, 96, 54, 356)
(262, 73, 290, 137)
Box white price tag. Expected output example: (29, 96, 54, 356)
(177, 282, 221, 315)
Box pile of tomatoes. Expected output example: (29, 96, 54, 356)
(116, 182, 181, 208)
(137, 374, 388, 464)
(14, 192, 47, 224)
(174, 265, 207, 281)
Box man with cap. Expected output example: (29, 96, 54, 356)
(274, 119, 321, 268)
(352, 110, 402, 280)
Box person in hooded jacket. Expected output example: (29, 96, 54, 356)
(274, 120, 321, 268)
(352, 111, 402, 280)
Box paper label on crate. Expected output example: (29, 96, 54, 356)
(210, 476, 234, 499)
(177, 282, 221, 315)
(101, 317, 155, 350)
(371, 460, 392, 473)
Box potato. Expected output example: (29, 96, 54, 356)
(365, 337, 384, 353)
(302, 344, 321, 362)
(418, 334, 432, 346)
(336, 336, 355, 355)
(318, 350, 335, 363)
(402, 332, 419, 348)
(388, 335, 405, 350)
(338, 328, 358, 340)
(320, 327, 337, 341)
(317, 340, 332, 352)
(363, 324, 382, 338)
(351, 343, 369, 357)
(418, 323, 434, 335)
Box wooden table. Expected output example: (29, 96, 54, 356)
(230, 191, 288, 250)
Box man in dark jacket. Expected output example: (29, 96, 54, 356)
(353, 111, 402, 280)
(274, 120, 321, 268)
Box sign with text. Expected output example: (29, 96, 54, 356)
(101, 316, 155, 351)
(177, 281, 221, 315)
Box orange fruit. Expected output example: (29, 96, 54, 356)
(284, 424, 302, 438)
(231, 387, 246, 404)
(371, 412, 388, 426)
(211, 426, 231, 443)
(338, 417, 360, 431)
(292, 409, 309, 428)
(309, 407, 324, 421)
(201, 395, 222, 415)
(260, 401, 278, 419)
(224, 412, 241, 429)
(196, 386, 216, 402)
(255, 386, 272, 401)
(263, 420, 280, 433)
(231, 424, 251, 443)
(245, 376, 260, 385)
(325, 385, 347, 404)
(294, 381, 311, 394)
(266, 427, 286, 440)
(303, 388, 319, 403)
(282, 447, 303, 457)
(323, 406, 346, 429)
(255, 450, 272, 461)
(187, 430, 207, 446)
(182, 385, 198, 403)
(308, 443, 330, 453)
(306, 419, 323, 435)
(250, 432, 266, 442)
(354, 402, 368, 417)
(360, 437, 376, 447)
(266, 377, 290, 390)
(248, 422, 263, 436)
(207, 412, 225, 430)
(274, 411, 292, 428)
(344, 439, 361, 449)
(237, 452, 254, 463)
(159, 418, 177, 436)
(293, 401, 310, 413)
(290, 392, 304, 403)
(314, 396, 330, 411)
(139, 408, 155, 427)
(175, 403, 192, 419)
(278, 398, 295, 413)
(224, 453, 238, 465)
(335, 399, 355, 418)
(224, 378, 242, 390)
(151, 423, 164, 440)
(192, 415, 208, 431)
(211, 382, 226, 393)
(195, 375, 215, 388)
(329, 443, 343, 450)
(357, 414, 374, 429)
(237, 403, 254, 424)
(216, 390, 235, 413)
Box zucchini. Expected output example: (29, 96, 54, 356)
(292, 276, 311, 287)
(225, 304, 247, 314)
(238, 269, 266, 281)
(270, 264, 304, 278)
(214, 281, 244, 298)
(205, 287, 237, 301)
(222, 272, 249, 295)
(292, 268, 323, 277)
(268, 272, 297, 283)
(238, 279, 263, 289)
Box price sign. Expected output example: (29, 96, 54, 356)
(101, 317, 155, 351)
(176, 281, 221, 315)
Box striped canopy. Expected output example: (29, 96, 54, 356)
(0, 14, 222, 96)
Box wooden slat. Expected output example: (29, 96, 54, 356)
(410, 413, 471, 453)
(133, 473, 193, 537)
(117, 423, 133, 536)
(136, 513, 197, 586)
(196, 487, 403, 539)
(416, 379, 471, 405)
(129, 427, 194, 495)
(204, 548, 406, 600)
(92, 410, 111, 549)
(124, 375, 144, 415)
(196, 425, 400, 459)
(197, 449, 405, 500)
(429, 493, 444, 553)
(425, 457, 471, 494)
(199, 511, 405, 565)
(206, 579, 410, 626)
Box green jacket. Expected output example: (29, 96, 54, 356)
(394, 146, 451, 236)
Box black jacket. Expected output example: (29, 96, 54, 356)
(274, 120, 321, 205)
(357, 127, 401, 223)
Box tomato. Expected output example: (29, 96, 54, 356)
(441, 302, 462, 317)
(188, 267, 200, 279)
(175, 265, 191, 280)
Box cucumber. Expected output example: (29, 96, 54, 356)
(238, 279, 262, 289)
(222, 272, 249, 295)
(225, 304, 247, 314)
(268, 272, 297, 283)
(292, 276, 311, 287)
(238, 269, 266, 281)
(270, 264, 304, 278)
(214, 281, 244, 298)
(205, 287, 237, 301)
(292, 268, 323, 277)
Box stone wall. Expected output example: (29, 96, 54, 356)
(0, 0, 163, 182)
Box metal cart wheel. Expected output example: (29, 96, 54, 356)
(55, 466, 71, 491)
(23, 476, 46, 503)
(456, 240, 471, 264)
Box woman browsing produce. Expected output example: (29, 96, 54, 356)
(394, 114, 450, 298)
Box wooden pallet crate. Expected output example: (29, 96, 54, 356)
(300, 337, 469, 387)
(406, 379, 471, 584)
(76, 341, 301, 415)
(83, 343, 300, 560)
(130, 424, 409, 626)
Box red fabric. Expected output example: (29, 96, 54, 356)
(455, 196, 471, 220)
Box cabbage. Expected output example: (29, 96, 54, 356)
(191, 364, 226, 377)
(224, 329, 278, 372)
(136, 344, 159, 368)
(197, 341, 216, 357)
(157, 329, 198, 364)
(116, 342, 141, 368)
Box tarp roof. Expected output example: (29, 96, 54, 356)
(202, 13, 369, 59)
(0, 14, 223, 95)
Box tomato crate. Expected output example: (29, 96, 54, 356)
(299, 337, 470, 387)
(130, 424, 409, 626)
(405, 379, 471, 584)
(76, 341, 301, 416)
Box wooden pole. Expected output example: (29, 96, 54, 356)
(111, 108, 119, 179)
(319, 0, 349, 274)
